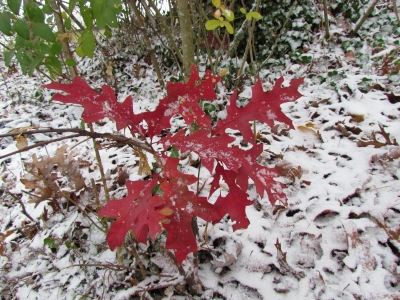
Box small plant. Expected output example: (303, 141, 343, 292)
(44, 66, 304, 263)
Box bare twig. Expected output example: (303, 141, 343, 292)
(67, 263, 173, 277)
(0, 134, 81, 161)
(5, 191, 37, 223)
(349, 0, 380, 37)
(0, 127, 155, 160)
(323, 0, 330, 39)
(87, 123, 110, 203)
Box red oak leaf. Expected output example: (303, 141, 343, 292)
(213, 77, 304, 143)
(98, 176, 165, 249)
(43, 77, 138, 131)
(157, 157, 221, 263)
(160, 130, 286, 204)
(212, 162, 253, 230)
(138, 66, 221, 139)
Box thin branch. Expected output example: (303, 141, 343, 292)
(0, 134, 81, 160)
(5, 191, 37, 223)
(67, 263, 173, 277)
(323, 0, 330, 39)
(0, 127, 155, 160)
(87, 123, 110, 203)
(349, 0, 380, 37)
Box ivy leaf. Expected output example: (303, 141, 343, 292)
(98, 176, 165, 248)
(213, 77, 304, 143)
(43, 76, 139, 130)
(156, 157, 221, 263)
(212, 162, 252, 230)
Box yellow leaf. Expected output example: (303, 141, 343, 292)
(56, 32, 70, 42)
(219, 69, 228, 77)
(158, 207, 174, 216)
(205, 19, 220, 31)
(212, 0, 221, 8)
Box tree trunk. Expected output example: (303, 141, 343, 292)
(177, 0, 195, 79)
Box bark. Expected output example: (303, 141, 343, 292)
(323, 0, 330, 39)
(177, 0, 195, 79)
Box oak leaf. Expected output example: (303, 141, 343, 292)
(98, 176, 165, 248)
(213, 77, 304, 142)
(157, 157, 221, 263)
(137, 66, 220, 139)
(43, 77, 138, 131)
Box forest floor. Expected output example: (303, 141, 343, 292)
(1, 6, 400, 300)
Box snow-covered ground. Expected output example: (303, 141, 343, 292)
(1, 5, 400, 299)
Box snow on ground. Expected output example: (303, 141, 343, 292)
(1, 7, 400, 300)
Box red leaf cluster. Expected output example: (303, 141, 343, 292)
(44, 67, 303, 263)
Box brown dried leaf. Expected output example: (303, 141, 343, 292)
(15, 136, 28, 149)
(137, 149, 152, 176)
(275, 161, 303, 182)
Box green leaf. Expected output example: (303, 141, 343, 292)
(34, 40, 50, 55)
(26, 2, 44, 23)
(247, 11, 262, 20)
(65, 58, 77, 66)
(104, 8, 118, 28)
(221, 8, 234, 21)
(151, 184, 162, 196)
(16, 48, 31, 65)
(80, 6, 93, 29)
(212, 0, 221, 8)
(93, 0, 106, 16)
(170, 145, 179, 158)
(45, 55, 62, 75)
(104, 25, 112, 37)
(69, 0, 77, 12)
(15, 35, 26, 47)
(205, 19, 220, 31)
(28, 56, 43, 76)
(43, 1, 53, 14)
(81, 30, 96, 57)
(64, 17, 71, 30)
(13, 19, 30, 40)
(240, 7, 246, 14)
(95, 15, 107, 29)
(75, 46, 84, 57)
(43, 238, 58, 249)
(4, 49, 15, 66)
(223, 21, 234, 34)
(7, 0, 21, 15)
(50, 41, 62, 55)
(0, 12, 13, 36)
(32, 23, 56, 43)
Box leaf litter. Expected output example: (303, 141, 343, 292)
(1, 8, 400, 300)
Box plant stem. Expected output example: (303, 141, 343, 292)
(323, 0, 330, 39)
(87, 123, 110, 203)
